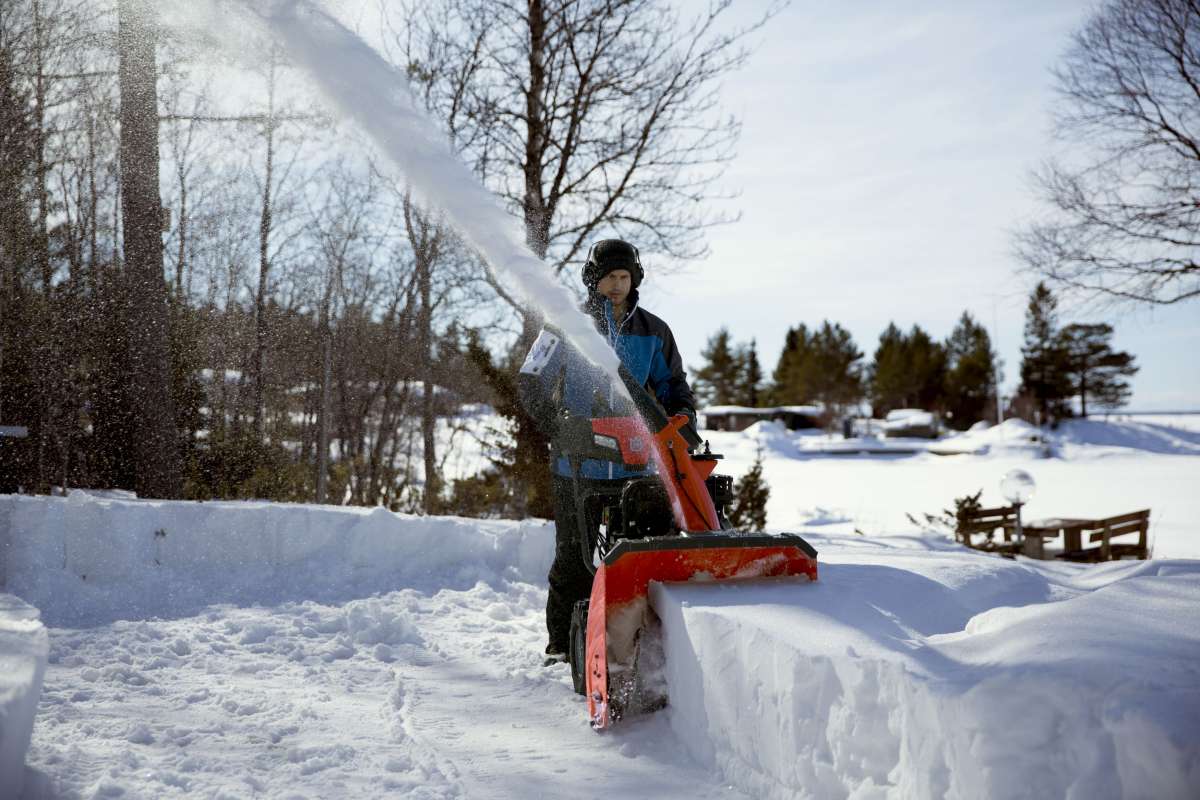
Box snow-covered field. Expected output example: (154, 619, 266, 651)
(2, 415, 1199, 799)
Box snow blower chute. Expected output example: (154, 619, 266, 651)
(560, 367, 818, 730)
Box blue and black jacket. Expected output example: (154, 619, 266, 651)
(518, 289, 696, 479)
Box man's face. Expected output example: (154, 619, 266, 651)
(596, 269, 632, 307)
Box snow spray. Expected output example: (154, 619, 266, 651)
(159, 0, 690, 528)
(164, 0, 620, 378)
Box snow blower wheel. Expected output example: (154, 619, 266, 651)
(569, 600, 589, 695)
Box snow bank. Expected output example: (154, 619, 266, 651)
(931, 418, 1052, 457)
(0, 594, 48, 798)
(743, 420, 797, 455)
(932, 416, 1200, 458)
(0, 493, 553, 627)
(1055, 417, 1200, 456)
(651, 553, 1200, 799)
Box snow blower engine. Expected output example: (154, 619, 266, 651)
(558, 366, 818, 730)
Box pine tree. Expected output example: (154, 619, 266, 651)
(1058, 323, 1138, 416)
(464, 332, 554, 519)
(728, 447, 769, 532)
(809, 321, 864, 419)
(768, 322, 862, 417)
(0, 37, 34, 440)
(868, 322, 908, 416)
(943, 311, 999, 429)
(692, 327, 742, 406)
(1019, 282, 1072, 424)
(736, 339, 763, 407)
(907, 326, 947, 411)
(869, 323, 947, 417)
(769, 324, 813, 405)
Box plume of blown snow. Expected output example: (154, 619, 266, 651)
(159, 0, 619, 376)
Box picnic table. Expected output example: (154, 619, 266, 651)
(1021, 518, 1094, 559)
(1022, 511, 1151, 561)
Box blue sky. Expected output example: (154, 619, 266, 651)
(637, 0, 1200, 411)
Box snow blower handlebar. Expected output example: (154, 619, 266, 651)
(616, 364, 702, 450)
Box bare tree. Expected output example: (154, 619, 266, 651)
(402, 192, 446, 513)
(390, 0, 767, 275)
(1016, 0, 1200, 305)
(306, 160, 391, 503)
(218, 46, 323, 440)
(389, 0, 772, 516)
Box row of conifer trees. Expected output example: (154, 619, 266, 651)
(690, 284, 1138, 429)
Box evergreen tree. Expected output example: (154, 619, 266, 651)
(1019, 282, 1072, 423)
(692, 327, 742, 406)
(868, 322, 907, 416)
(464, 333, 554, 519)
(769, 324, 813, 405)
(728, 447, 769, 532)
(907, 326, 947, 411)
(1058, 323, 1138, 416)
(868, 323, 947, 417)
(809, 321, 865, 419)
(735, 339, 763, 407)
(943, 311, 999, 429)
(768, 322, 863, 416)
(0, 36, 34, 470)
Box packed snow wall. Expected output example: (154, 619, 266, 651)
(0, 492, 554, 627)
(0, 594, 48, 799)
(651, 555, 1200, 800)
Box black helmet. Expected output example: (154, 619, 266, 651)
(582, 239, 643, 292)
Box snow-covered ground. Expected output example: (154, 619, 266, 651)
(3, 414, 1199, 799)
(720, 415, 1200, 560)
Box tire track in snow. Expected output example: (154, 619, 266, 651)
(392, 584, 752, 800)
(383, 669, 465, 798)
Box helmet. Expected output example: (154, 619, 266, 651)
(582, 239, 643, 292)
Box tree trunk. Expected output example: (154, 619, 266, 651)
(253, 55, 278, 441)
(506, 0, 554, 519)
(316, 326, 332, 504)
(315, 292, 332, 504)
(418, 245, 437, 513)
(31, 0, 51, 491)
(175, 165, 187, 296)
(117, 0, 182, 498)
(523, 0, 549, 259)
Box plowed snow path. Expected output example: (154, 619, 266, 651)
(23, 582, 745, 799)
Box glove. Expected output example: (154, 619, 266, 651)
(678, 407, 697, 431)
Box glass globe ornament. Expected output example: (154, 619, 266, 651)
(1001, 469, 1036, 505)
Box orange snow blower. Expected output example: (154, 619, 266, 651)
(562, 367, 818, 730)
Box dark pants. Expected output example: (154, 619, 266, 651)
(546, 473, 625, 652)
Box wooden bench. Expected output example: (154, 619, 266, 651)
(1060, 509, 1151, 562)
(957, 505, 1020, 555)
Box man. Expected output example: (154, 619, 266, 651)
(518, 238, 696, 665)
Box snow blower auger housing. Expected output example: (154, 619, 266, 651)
(561, 367, 818, 730)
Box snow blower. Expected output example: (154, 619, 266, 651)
(561, 367, 818, 730)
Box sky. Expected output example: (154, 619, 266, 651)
(632, 0, 1200, 412)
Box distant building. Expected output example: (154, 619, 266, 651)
(701, 405, 823, 432)
(882, 409, 939, 439)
